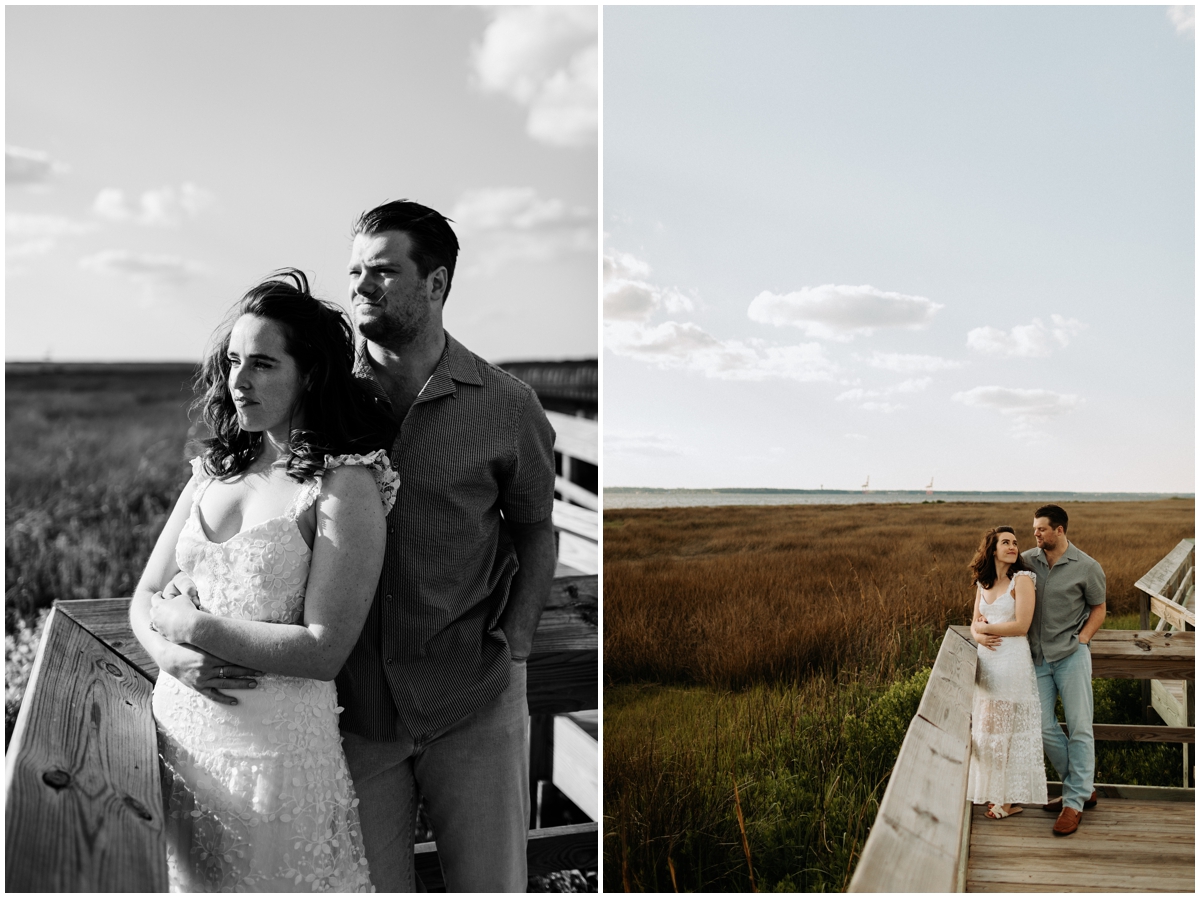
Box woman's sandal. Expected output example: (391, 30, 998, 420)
(985, 803, 1024, 819)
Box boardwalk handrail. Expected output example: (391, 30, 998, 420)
(849, 542, 1196, 893)
(5, 574, 597, 892)
(1136, 538, 1196, 631)
(848, 627, 977, 892)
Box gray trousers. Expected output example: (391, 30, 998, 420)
(340, 660, 530, 892)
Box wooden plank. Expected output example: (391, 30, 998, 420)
(956, 799, 971, 892)
(528, 651, 598, 714)
(555, 476, 598, 510)
(56, 598, 158, 681)
(851, 629, 977, 892)
(4, 608, 168, 892)
(1135, 539, 1196, 599)
(1054, 781, 1196, 802)
(1153, 679, 1187, 728)
(965, 795, 1194, 894)
(414, 822, 597, 891)
(1089, 630, 1195, 680)
(1151, 593, 1195, 631)
(1057, 721, 1195, 743)
(951, 626, 1195, 680)
(558, 531, 598, 575)
(545, 411, 598, 466)
(849, 715, 970, 892)
(532, 575, 598, 654)
(553, 712, 598, 820)
(916, 628, 977, 746)
(67, 574, 597, 685)
(552, 499, 598, 542)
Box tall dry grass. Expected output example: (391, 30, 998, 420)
(5, 367, 197, 621)
(604, 500, 1195, 689)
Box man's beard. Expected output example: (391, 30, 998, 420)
(355, 299, 429, 350)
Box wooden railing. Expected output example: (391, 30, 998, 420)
(1137, 538, 1196, 786)
(4, 574, 597, 892)
(546, 410, 598, 513)
(849, 544, 1196, 893)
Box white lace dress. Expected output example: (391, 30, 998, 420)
(967, 569, 1048, 807)
(152, 451, 398, 892)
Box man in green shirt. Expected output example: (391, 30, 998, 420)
(1020, 504, 1106, 837)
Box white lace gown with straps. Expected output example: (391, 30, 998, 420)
(967, 569, 1048, 806)
(152, 451, 398, 892)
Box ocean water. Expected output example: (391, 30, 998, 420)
(603, 488, 1193, 509)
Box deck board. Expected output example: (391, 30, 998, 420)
(965, 799, 1195, 893)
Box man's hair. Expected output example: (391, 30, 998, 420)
(352, 199, 460, 303)
(969, 525, 1032, 589)
(1034, 504, 1069, 533)
(193, 269, 394, 481)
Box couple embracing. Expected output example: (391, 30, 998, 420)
(129, 200, 557, 891)
(967, 504, 1107, 837)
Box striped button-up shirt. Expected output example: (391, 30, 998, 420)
(336, 331, 556, 739)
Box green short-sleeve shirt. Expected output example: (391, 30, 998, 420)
(1021, 542, 1106, 666)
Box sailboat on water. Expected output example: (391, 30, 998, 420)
(925, 476, 934, 497)
(861, 475, 871, 495)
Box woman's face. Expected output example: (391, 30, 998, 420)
(227, 314, 307, 441)
(993, 530, 1020, 566)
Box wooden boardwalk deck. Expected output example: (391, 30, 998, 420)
(965, 795, 1194, 892)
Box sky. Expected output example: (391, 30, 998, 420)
(604, 5, 1195, 493)
(6, 6, 597, 364)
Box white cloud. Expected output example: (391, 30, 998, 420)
(79, 249, 204, 285)
(966, 314, 1085, 358)
(605, 246, 835, 382)
(1168, 6, 1195, 37)
(606, 319, 838, 383)
(605, 431, 691, 458)
(93, 183, 215, 226)
(864, 351, 962, 373)
(747, 284, 943, 340)
(836, 376, 931, 412)
(451, 187, 592, 274)
(472, 7, 597, 147)
(951, 386, 1082, 422)
(7, 213, 97, 261)
(603, 248, 694, 322)
(6, 145, 67, 186)
(604, 250, 652, 283)
(8, 213, 96, 240)
(604, 282, 659, 322)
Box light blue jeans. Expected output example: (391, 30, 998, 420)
(1034, 644, 1095, 812)
(340, 660, 530, 892)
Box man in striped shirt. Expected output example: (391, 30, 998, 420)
(335, 200, 558, 892)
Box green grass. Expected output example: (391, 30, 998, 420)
(606, 656, 1188, 892)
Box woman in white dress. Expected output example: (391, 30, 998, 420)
(129, 270, 398, 891)
(967, 525, 1048, 819)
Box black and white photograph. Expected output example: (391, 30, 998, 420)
(6, 5, 597, 892)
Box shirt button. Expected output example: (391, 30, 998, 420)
(386, 657, 393, 665)
(385, 594, 393, 602)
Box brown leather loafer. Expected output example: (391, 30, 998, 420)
(1053, 807, 1082, 836)
(1042, 791, 1097, 812)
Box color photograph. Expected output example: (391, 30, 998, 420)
(603, 6, 1194, 891)
(6, 6, 597, 892)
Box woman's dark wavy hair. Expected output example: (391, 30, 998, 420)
(968, 525, 1032, 589)
(192, 269, 394, 482)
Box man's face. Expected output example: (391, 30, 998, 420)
(1033, 517, 1064, 551)
(348, 230, 442, 347)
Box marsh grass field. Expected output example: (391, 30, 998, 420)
(5, 364, 198, 740)
(604, 500, 1195, 891)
